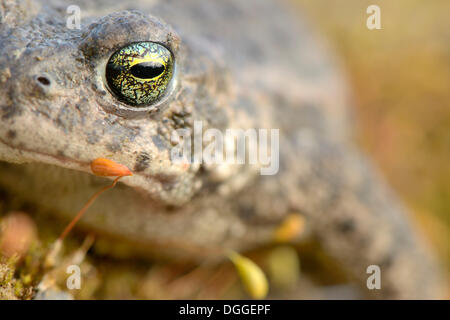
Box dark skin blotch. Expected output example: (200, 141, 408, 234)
(337, 218, 355, 234)
(380, 253, 394, 269)
(87, 131, 100, 144)
(151, 135, 167, 151)
(238, 204, 256, 221)
(154, 173, 177, 186)
(134, 152, 151, 172)
(57, 149, 66, 157)
(106, 142, 121, 153)
(1, 104, 23, 120)
(7, 130, 16, 140)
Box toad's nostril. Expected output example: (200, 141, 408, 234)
(36, 76, 51, 86)
(33, 74, 55, 96)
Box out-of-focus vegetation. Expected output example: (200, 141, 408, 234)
(295, 0, 449, 269)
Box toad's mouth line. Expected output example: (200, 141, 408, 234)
(0, 137, 175, 186)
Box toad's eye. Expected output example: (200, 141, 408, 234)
(105, 42, 174, 106)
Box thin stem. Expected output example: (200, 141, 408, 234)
(58, 176, 122, 241)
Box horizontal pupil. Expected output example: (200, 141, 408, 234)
(129, 62, 165, 79)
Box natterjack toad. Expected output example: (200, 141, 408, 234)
(0, 0, 444, 298)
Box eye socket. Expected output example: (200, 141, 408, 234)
(105, 42, 174, 106)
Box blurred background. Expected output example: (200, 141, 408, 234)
(295, 0, 449, 271)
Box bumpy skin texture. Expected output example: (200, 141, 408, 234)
(0, 0, 444, 298)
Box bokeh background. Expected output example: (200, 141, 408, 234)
(295, 0, 449, 271)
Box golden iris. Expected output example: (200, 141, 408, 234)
(105, 42, 174, 106)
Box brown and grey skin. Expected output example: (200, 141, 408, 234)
(0, 0, 443, 298)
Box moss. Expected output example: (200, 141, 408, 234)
(0, 259, 33, 300)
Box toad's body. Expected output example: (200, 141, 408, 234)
(0, 0, 443, 298)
